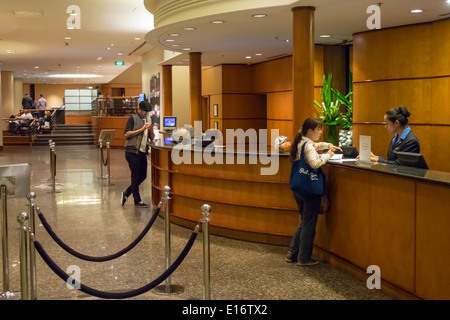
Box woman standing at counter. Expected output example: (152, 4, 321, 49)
(286, 118, 341, 266)
(371, 106, 420, 164)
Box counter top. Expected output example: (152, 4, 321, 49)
(150, 137, 450, 187)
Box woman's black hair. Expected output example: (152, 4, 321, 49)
(385, 106, 411, 127)
(289, 118, 322, 162)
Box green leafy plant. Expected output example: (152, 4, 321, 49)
(332, 71, 353, 129)
(314, 74, 341, 126)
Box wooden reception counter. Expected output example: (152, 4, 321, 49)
(150, 140, 450, 300)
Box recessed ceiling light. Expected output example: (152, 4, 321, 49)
(48, 74, 103, 79)
(34, 66, 39, 69)
(245, 56, 252, 59)
(211, 20, 224, 24)
(252, 14, 267, 18)
(118, 52, 123, 56)
(134, 37, 141, 40)
(171, 44, 180, 47)
(183, 48, 192, 51)
(168, 33, 180, 36)
(67, 26, 75, 30)
(320, 35, 331, 38)
(255, 53, 262, 56)
(65, 37, 71, 40)
(165, 39, 175, 42)
(184, 27, 196, 31)
(97, 57, 103, 60)
(411, 9, 423, 13)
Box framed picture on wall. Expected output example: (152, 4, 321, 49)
(213, 104, 218, 117)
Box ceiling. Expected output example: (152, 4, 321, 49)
(0, 0, 449, 84)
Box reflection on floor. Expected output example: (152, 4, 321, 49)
(0, 145, 390, 300)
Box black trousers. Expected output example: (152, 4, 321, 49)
(124, 151, 148, 204)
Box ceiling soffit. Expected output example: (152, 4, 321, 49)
(144, 0, 297, 28)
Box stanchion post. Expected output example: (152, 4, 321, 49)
(99, 138, 103, 179)
(106, 141, 111, 186)
(1, 185, 10, 294)
(27, 193, 37, 300)
(0, 185, 21, 300)
(153, 186, 184, 295)
(17, 212, 29, 300)
(201, 204, 211, 300)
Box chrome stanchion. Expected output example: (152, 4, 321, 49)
(153, 186, 184, 295)
(201, 204, 211, 300)
(105, 141, 114, 186)
(48, 142, 60, 194)
(27, 193, 37, 300)
(0, 185, 21, 299)
(99, 138, 104, 180)
(17, 212, 29, 300)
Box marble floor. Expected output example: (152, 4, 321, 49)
(0, 144, 391, 301)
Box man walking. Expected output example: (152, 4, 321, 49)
(121, 101, 155, 208)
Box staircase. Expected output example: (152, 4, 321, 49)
(33, 124, 95, 146)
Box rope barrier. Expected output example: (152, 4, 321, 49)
(33, 227, 198, 299)
(36, 205, 161, 262)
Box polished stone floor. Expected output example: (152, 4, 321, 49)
(0, 144, 391, 301)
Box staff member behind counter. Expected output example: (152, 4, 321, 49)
(370, 106, 420, 164)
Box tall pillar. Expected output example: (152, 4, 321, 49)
(0, 68, 2, 149)
(292, 6, 315, 138)
(162, 65, 173, 116)
(189, 52, 202, 126)
(1, 71, 14, 147)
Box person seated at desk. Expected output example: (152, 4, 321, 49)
(371, 106, 420, 164)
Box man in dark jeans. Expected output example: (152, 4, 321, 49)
(121, 101, 154, 208)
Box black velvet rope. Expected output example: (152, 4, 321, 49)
(100, 147, 108, 166)
(34, 230, 198, 299)
(37, 206, 160, 262)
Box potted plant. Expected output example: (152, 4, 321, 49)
(333, 71, 353, 146)
(314, 74, 341, 145)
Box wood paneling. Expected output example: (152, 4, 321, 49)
(431, 77, 450, 125)
(353, 24, 432, 81)
(431, 19, 450, 76)
(267, 120, 294, 142)
(202, 66, 222, 95)
(369, 174, 415, 292)
(416, 182, 450, 299)
(65, 116, 92, 124)
(222, 94, 266, 119)
(92, 116, 128, 148)
(222, 64, 254, 93)
(353, 79, 432, 124)
(429, 126, 450, 172)
(253, 56, 293, 93)
(267, 92, 293, 120)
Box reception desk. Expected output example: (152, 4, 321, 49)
(150, 140, 450, 300)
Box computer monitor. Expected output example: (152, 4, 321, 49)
(334, 146, 359, 158)
(163, 116, 177, 131)
(138, 93, 146, 102)
(395, 151, 429, 169)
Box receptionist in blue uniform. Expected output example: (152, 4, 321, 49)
(371, 106, 420, 164)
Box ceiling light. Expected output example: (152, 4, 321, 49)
(134, 37, 141, 40)
(165, 39, 175, 42)
(320, 35, 331, 38)
(183, 48, 192, 51)
(97, 57, 102, 60)
(118, 52, 123, 56)
(48, 74, 103, 79)
(211, 20, 224, 24)
(171, 44, 180, 47)
(168, 33, 180, 36)
(34, 66, 39, 69)
(246, 56, 252, 59)
(65, 37, 71, 40)
(252, 14, 267, 18)
(67, 26, 75, 30)
(184, 27, 196, 31)
(255, 53, 262, 56)
(411, 9, 423, 13)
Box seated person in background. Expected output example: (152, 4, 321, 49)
(371, 106, 420, 164)
(13, 109, 34, 134)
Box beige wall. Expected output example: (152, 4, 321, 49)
(109, 63, 142, 84)
(141, 48, 190, 128)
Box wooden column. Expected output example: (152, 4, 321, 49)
(189, 52, 202, 125)
(292, 6, 315, 138)
(162, 65, 173, 116)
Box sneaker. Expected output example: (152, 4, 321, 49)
(285, 252, 297, 263)
(135, 202, 148, 208)
(297, 259, 320, 267)
(121, 193, 127, 206)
